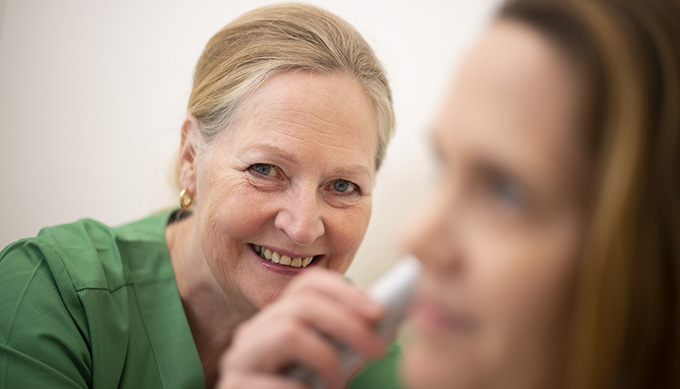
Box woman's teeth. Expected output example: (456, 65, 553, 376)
(252, 245, 314, 268)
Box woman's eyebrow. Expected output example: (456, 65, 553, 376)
(332, 165, 372, 178)
(241, 144, 299, 164)
(241, 144, 372, 177)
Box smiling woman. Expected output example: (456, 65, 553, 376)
(0, 3, 397, 388)
(174, 70, 379, 309)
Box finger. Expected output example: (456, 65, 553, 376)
(226, 319, 342, 386)
(285, 268, 384, 321)
(218, 374, 308, 389)
(279, 292, 385, 357)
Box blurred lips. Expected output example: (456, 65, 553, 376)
(410, 298, 479, 336)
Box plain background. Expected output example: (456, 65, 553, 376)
(0, 0, 500, 286)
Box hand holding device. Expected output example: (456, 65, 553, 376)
(286, 256, 421, 388)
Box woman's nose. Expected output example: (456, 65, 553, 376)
(274, 189, 325, 246)
(400, 184, 463, 274)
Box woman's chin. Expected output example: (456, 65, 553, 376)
(401, 334, 483, 389)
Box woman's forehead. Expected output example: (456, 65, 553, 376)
(439, 22, 581, 146)
(212, 71, 379, 172)
(431, 21, 587, 199)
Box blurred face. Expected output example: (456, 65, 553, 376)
(184, 71, 378, 310)
(402, 20, 590, 389)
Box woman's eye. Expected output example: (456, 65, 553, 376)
(246, 163, 287, 189)
(249, 163, 275, 176)
(331, 179, 359, 194)
(491, 174, 525, 208)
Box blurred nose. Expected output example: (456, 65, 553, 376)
(274, 187, 325, 246)
(400, 182, 463, 274)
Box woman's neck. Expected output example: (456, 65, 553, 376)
(165, 214, 258, 388)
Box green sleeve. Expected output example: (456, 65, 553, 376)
(348, 341, 405, 389)
(0, 240, 91, 388)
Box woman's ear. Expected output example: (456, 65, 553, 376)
(178, 116, 200, 196)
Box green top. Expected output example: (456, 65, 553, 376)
(0, 211, 403, 388)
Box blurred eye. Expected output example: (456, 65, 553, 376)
(331, 179, 359, 195)
(482, 167, 527, 209)
(249, 163, 275, 177)
(485, 170, 526, 209)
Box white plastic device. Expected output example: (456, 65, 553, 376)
(286, 256, 422, 388)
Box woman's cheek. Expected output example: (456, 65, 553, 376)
(473, 221, 581, 363)
(327, 200, 372, 271)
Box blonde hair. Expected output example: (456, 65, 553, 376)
(188, 3, 394, 170)
(500, 0, 680, 387)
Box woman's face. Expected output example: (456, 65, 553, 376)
(185, 71, 378, 309)
(402, 20, 590, 389)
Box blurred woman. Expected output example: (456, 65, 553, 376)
(402, 0, 680, 388)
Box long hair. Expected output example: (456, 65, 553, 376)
(499, 0, 680, 387)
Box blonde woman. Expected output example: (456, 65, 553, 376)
(0, 4, 397, 388)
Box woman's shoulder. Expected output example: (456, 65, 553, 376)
(34, 209, 173, 249)
(0, 210, 174, 292)
(0, 209, 192, 388)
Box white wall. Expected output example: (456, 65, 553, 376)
(0, 0, 499, 286)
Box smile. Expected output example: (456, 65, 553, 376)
(251, 244, 316, 268)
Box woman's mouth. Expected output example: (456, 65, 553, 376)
(410, 299, 479, 335)
(250, 244, 316, 268)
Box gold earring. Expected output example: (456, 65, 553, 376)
(179, 188, 193, 209)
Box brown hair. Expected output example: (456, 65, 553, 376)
(500, 0, 680, 387)
(188, 3, 395, 170)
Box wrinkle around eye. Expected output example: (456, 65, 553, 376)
(331, 179, 359, 195)
(321, 182, 363, 210)
(247, 163, 287, 179)
(246, 164, 288, 190)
